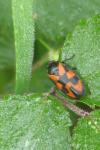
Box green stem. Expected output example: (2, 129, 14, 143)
(38, 38, 51, 50)
(12, 0, 35, 94)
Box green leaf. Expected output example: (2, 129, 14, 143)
(12, 0, 35, 94)
(0, 0, 15, 93)
(0, 0, 14, 70)
(62, 15, 100, 107)
(35, 0, 100, 47)
(72, 110, 100, 150)
(0, 94, 72, 150)
(31, 63, 53, 92)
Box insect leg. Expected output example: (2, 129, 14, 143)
(44, 87, 56, 98)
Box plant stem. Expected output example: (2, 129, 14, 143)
(12, 0, 34, 94)
(38, 38, 51, 50)
(50, 88, 89, 117)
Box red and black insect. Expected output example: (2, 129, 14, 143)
(48, 61, 85, 99)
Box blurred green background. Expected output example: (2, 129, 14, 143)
(0, 0, 99, 95)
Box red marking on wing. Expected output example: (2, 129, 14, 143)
(66, 70, 75, 79)
(56, 82, 63, 90)
(58, 63, 66, 76)
(65, 83, 77, 98)
(72, 80, 84, 93)
(49, 75, 59, 82)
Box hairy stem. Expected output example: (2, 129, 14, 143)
(50, 88, 89, 117)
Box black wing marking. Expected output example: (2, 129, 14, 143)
(58, 73, 69, 86)
(70, 86, 85, 98)
(70, 76, 79, 84)
(70, 86, 80, 98)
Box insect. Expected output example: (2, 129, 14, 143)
(48, 61, 85, 99)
